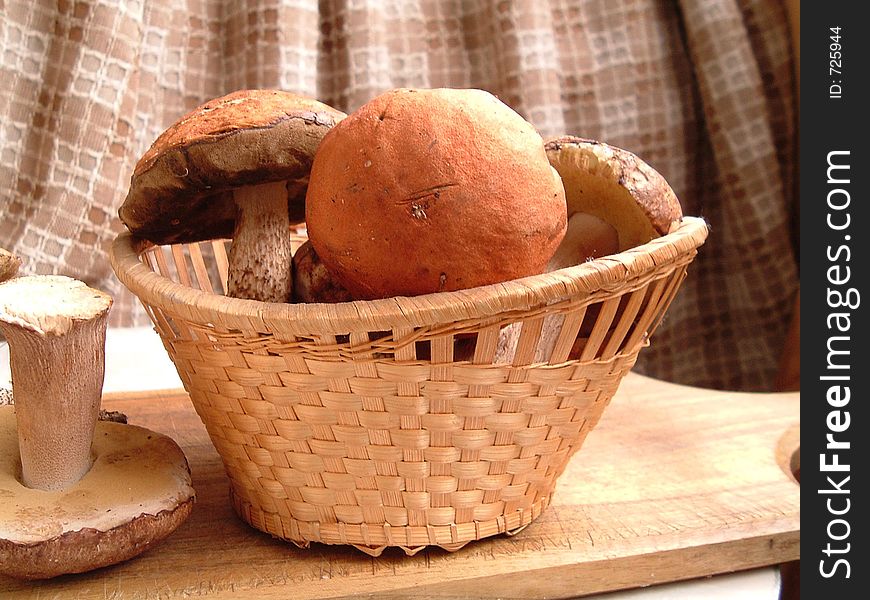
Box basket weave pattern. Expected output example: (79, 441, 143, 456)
(110, 217, 707, 555)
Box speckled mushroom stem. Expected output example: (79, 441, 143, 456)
(0, 277, 112, 491)
(226, 180, 294, 302)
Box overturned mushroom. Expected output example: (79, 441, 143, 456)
(119, 89, 346, 302)
(1, 276, 111, 490)
(0, 276, 194, 579)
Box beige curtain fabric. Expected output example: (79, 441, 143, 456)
(0, 0, 797, 391)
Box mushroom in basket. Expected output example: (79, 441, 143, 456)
(0, 275, 194, 580)
(304, 87, 568, 300)
(119, 89, 345, 302)
(497, 135, 685, 363)
(545, 135, 683, 270)
(292, 240, 353, 304)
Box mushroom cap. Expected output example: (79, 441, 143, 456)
(292, 240, 353, 304)
(0, 275, 112, 336)
(305, 88, 567, 299)
(545, 136, 683, 251)
(0, 407, 195, 579)
(119, 89, 346, 245)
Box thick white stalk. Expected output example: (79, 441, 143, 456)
(0, 276, 111, 490)
(226, 180, 293, 302)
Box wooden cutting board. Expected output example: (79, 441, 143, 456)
(0, 373, 799, 599)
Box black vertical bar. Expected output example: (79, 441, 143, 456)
(802, 2, 867, 597)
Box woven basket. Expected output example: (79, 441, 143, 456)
(110, 216, 707, 555)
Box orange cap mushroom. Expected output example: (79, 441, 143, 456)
(305, 88, 567, 299)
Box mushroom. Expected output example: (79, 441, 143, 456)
(119, 89, 345, 302)
(497, 137, 685, 365)
(545, 135, 683, 259)
(0, 247, 20, 282)
(305, 88, 566, 300)
(547, 212, 620, 271)
(292, 240, 353, 304)
(0, 275, 194, 579)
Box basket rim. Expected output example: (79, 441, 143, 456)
(109, 216, 707, 335)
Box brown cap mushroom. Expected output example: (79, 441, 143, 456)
(0, 276, 194, 579)
(292, 240, 353, 304)
(545, 136, 683, 263)
(0, 410, 195, 580)
(119, 89, 346, 302)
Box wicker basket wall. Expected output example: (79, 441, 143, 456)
(110, 216, 707, 556)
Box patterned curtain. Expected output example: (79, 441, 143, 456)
(0, 0, 797, 391)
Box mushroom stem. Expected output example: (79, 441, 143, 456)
(548, 212, 619, 271)
(226, 180, 293, 302)
(0, 276, 112, 490)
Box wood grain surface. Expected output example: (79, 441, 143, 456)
(0, 373, 799, 599)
